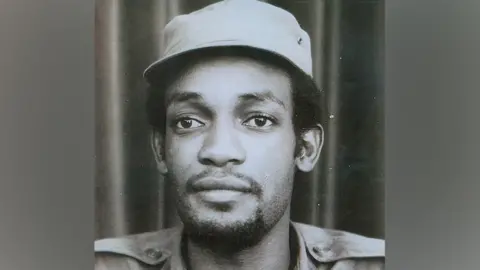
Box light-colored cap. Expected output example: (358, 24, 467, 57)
(143, 0, 313, 84)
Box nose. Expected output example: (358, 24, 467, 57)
(198, 122, 246, 167)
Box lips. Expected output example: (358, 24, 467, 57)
(190, 177, 252, 193)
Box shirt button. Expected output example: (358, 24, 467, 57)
(313, 246, 335, 259)
(145, 248, 162, 260)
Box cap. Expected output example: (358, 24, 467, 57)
(143, 0, 313, 84)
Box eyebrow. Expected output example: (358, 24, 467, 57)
(238, 91, 286, 109)
(166, 92, 214, 119)
(166, 92, 204, 106)
(166, 90, 286, 110)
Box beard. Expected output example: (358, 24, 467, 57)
(178, 203, 270, 253)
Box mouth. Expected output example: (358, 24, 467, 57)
(190, 177, 253, 193)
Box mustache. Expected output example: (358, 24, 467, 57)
(186, 169, 263, 196)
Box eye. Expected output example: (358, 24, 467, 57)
(175, 117, 204, 129)
(243, 115, 275, 128)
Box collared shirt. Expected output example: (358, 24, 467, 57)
(95, 222, 385, 270)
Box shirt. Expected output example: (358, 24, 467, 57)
(95, 222, 385, 270)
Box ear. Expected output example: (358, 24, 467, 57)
(150, 129, 168, 175)
(295, 124, 324, 172)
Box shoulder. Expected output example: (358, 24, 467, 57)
(94, 227, 180, 270)
(293, 222, 385, 269)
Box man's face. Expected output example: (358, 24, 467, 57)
(158, 55, 299, 239)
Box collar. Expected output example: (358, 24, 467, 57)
(291, 222, 384, 263)
(95, 222, 384, 269)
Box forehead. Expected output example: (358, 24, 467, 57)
(165, 55, 293, 106)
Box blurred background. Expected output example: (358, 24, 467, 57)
(95, 0, 384, 240)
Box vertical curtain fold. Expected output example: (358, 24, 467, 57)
(95, 0, 128, 239)
(95, 0, 184, 239)
(321, 0, 343, 229)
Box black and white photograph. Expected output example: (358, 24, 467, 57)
(5, 0, 480, 268)
(94, 0, 385, 269)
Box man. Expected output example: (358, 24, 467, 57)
(95, 0, 385, 269)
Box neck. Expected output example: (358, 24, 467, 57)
(185, 211, 292, 270)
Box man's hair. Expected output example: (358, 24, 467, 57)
(146, 47, 325, 140)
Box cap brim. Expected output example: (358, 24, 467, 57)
(143, 43, 311, 86)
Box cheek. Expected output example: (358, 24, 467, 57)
(165, 134, 202, 179)
(245, 127, 296, 164)
(243, 129, 297, 193)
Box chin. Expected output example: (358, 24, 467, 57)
(183, 208, 258, 232)
(181, 193, 258, 225)
(179, 206, 269, 249)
